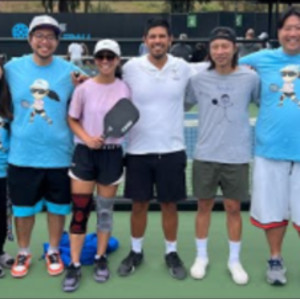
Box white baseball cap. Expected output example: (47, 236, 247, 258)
(93, 39, 121, 56)
(29, 15, 62, 35)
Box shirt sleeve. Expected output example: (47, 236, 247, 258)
(68, 85, 84, 120)
(184, 77, 198, 111)
(251, 72, 261, 106)
(239, 50, 263, 69)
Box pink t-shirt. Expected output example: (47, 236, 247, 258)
(69, 78, 131, 145)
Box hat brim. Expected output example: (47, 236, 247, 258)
(31, 24, 61, 35)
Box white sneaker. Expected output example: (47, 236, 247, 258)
(228, 262, 249, 285)
(190, 257, 209, 279)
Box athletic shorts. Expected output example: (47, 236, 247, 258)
(124, 150, 187, 202)
(250, 156, 300, 231)
(8, 165, 71, 217)
(192, 160, 249, 201)
(69, 144, 123, 185)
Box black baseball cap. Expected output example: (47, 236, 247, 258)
(209, 27, 236, 44)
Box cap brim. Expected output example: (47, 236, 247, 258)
(31, 24, 61, 35)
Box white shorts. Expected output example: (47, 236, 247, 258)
(250, 156, 300, 231)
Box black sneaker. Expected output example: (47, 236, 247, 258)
(94, 256, 110, 283)
(62, 264, 81, 292)
(165, 252, 187, 280)
(0, 265, 4, 278)
(117, 250, 144, 277)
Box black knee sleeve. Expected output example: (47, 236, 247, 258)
(69, 194, 93, 234)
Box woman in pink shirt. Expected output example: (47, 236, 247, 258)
(62, 39, 130, 292)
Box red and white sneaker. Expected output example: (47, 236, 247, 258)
(11, 254, 32, 278)
(46, 252, 64, 276)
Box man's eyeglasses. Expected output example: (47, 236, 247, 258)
(95, 53, 117, 61)
(33, 33, 57, 42)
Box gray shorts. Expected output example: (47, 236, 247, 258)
(192, 160, 249, 201)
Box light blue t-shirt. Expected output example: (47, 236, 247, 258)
(0, 116, 9, 177)
(5, 55, 78, 167)
(240, 48, 300, 162)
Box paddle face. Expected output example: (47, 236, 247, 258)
(103, 98, 139, 138)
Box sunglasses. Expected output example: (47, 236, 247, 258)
(95, 53, 117, 61)
(30, 88, 47, 94)
(281, 71, 297, 77)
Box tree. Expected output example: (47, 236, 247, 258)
(165, 0, 195, 13)
(165, 0, 212, 13)
(42, 0, 54, 13)
(41, 0, 80, 13)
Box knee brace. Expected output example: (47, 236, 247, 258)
(95, 196, 114, 233)
(70, 194, 93, 234)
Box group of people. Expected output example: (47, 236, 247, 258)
(0, 5, 299, 294)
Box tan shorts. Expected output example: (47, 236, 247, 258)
(192, 160, 249, 201)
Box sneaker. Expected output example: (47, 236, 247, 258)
(117, 250, 144, 277)
(11, 254, 32, 278)
(165, 252, 187, 280)
(0, 265, 4, 278)
(266, 258, 287, 286)
(94, 256, 110, 283)
(228, 262, 249, 285)
(0, 252, 15, 269)
(62, 264, 81, 292)
(46, 252, 64, 276)
(190, 257, 209, 279)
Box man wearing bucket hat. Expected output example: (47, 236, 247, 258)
(4, 14, 82, 278)
(186, 26, 260, 285)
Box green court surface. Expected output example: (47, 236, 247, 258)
(1, 211, 300, 298)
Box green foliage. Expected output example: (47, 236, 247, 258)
(90, 2, 114, 13)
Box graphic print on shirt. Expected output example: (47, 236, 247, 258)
(21, 79, 60, 125)
(0, 117, 9, 152)
(211, 83, 234, 123)
(269, 65, 300, 107)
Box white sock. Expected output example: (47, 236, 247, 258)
(165, 240, 177, 254)
(131, 236, 144, 253)
(47, 246, 59, 255)
(196, 238, 208, 260)
(18, 248, 30, 256)
(228, 240, 241, 265)
(73, 262, 81, 268)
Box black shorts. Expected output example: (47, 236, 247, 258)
(8, 165, 71, 217)
(124, 151, 187, 202)
(69, 144, 124, 185)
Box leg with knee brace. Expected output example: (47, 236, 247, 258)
(70, 194, 93, 234)
(95, 196, 114, 233)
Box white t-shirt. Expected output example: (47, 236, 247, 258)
(123, 54, 193, 154)
(68, 43, 84, 61)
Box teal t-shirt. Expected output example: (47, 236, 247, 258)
(5, 55, 78, 167)
(240, 48, 300, 162)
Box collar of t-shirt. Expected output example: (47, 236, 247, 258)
(140, 54, 180, 74)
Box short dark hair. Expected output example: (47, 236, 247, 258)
(278, 6, 300, 30)
(143, 18, 172, 37)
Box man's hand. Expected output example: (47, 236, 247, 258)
(71, 71, 89, 86)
